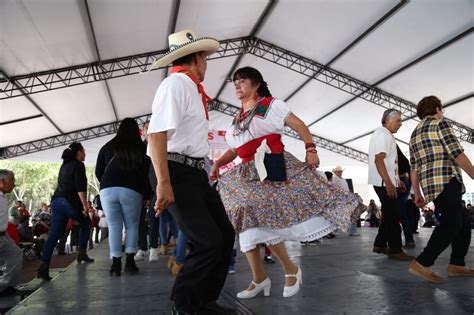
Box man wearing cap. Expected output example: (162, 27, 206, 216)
(368, 109, 414, 260)
(0, 169, 23, 297)
(147, 29, 235, 315)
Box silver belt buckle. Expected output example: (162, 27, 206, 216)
(185, 158, 194, 167)
(196, 160, 205, 170)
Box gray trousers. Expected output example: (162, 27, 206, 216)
(0, 235, 22, 291)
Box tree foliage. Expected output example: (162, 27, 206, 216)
(0, 160, 98, 210)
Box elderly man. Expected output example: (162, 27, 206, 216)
(147, 29, 235, 315)
(332, 166, 360, 236)
(368, 109, 413, 260)
(0, 169, 22, 297)
(408, 96, 474, 283)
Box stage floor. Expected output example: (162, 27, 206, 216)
(8, 228, 474, 314)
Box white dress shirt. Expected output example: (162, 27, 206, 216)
(368, 126, 399, 187)
(148, 73, 209, 158)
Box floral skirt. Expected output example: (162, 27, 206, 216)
(218, 152, 361, 252)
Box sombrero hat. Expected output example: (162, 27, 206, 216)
(150, 29, 219, 70)
(332, 165, 345, 172)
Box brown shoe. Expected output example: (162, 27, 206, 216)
(373, 246, 389, 255)
(408, 260, 443, 283)
(403, 243, 416, 249)
(167, 256, 176, 271)
(171, 262, 183, 277)
(389, 251, 415, 261)
(447, 264, 474, 277)
(158, 244, 168, 255)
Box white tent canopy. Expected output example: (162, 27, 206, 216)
(1, 0, 473, 202)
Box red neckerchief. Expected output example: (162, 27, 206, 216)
(170, 66, 210, 120)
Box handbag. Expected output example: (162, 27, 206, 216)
(263, 153, 287, 182)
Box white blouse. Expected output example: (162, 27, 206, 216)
(225, 98, 291, 149)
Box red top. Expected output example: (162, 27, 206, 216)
(235, 134, 284, 162)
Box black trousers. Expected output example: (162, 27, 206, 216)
(137, 206, 149, 251)
(417, 179, 471, 267)
(373, 186, 403, 253)
(167, 161, 235, 313)
(406, 199, 420, 233)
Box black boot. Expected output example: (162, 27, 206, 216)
(124, 253, 139, 273)
(36, 261, 52, 281)
(77, 249, 95, 263)
(109, 257, 122, 277)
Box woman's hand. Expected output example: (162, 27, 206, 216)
(305, 150, 320, 169)
(210, 163, 220, 181)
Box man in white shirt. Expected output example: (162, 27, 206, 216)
(368, 109, 413, 260)
(332, 166, 349, 192)
(147, 29, 235, 315)
(0, 169, 23, 297)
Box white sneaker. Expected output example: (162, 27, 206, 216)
(134, 249, 147, 261)
(149, 248, 159, 262)
(237, 278, 271, 299)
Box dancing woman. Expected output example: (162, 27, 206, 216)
(211, 67, 361, 299)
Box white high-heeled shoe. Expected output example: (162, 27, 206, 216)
(283, 266, 302, 298)
(236, 277, 271, 299)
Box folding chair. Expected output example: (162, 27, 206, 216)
(19, 242, 36, 261)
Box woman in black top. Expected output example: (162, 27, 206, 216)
(37, 142, 94, 281)
(95, 118, 150, 276)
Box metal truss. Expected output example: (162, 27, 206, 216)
(209, 100, 369, 163)
(0, 37, 252, 100)
(247, 38, 473, 143)
(2, 99, 368, 162)
(0, 114, 151, 159)
(1, 35, 471, 146)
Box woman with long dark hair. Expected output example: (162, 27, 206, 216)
(37, 142, 94, 281)
(95, 118, 150, 276)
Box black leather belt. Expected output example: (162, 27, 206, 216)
(168, 153, 205, 170)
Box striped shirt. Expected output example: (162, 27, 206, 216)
(409, 117, 465, 202)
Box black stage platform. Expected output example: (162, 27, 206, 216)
(7, 228, 474, 314)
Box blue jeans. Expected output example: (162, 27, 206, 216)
(42, 197, 91, 262)
(398, 177, 414, 243)
(173, 230, 188, 265)
(100, 187, 142, 258)
(159, 209, 179, 245)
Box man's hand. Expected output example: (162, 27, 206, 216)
(385, 181, 398, 199)
(398, 179, 407, 193)
(155, 183, 175, 217)
(82, 205, 89, 216)
(414, 193, 425, 208)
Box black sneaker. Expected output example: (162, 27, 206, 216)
(0, 286, 17, 297)
(264, 255, 275, 264)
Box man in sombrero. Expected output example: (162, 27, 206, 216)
(147, 29, 236, 314)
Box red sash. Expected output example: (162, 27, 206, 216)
(235, 134, 284, 162)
